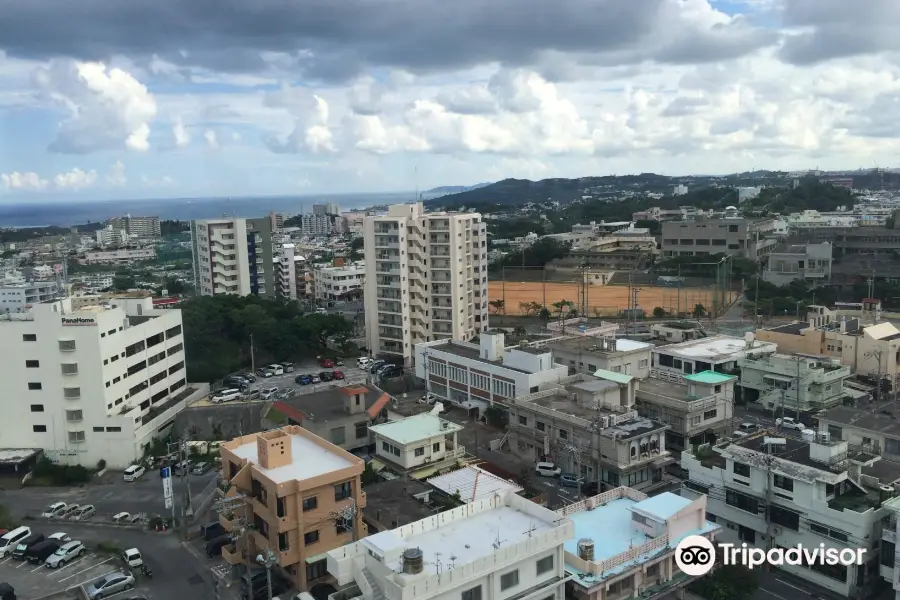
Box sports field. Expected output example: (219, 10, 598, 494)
(488, 281, 736, 317)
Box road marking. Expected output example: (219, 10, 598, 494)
(31, 562, 47, 572)
(16, 559, 31, 568)
(774, 578, 808, 593)
(758, 588, 789, 600)
(49, 555, 90, 576)
(59, 556, 113, 582)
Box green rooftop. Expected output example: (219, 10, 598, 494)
(592, 368, 634, 384)
(683, 370, 736, 385)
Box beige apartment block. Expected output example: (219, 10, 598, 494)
(218, 425, 366, 591)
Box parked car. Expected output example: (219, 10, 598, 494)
(739, 422, 758, 431)
(381, 366, 403, 379)
(261, 386, 280, 400)
(205, 534, 233, 558)
(172, 460, 192, 475)
(12, 533, 45, 560)
(315, 307, 327, 315)
(257, 368, 274, 378)
(369, 360, 385, 373)
(86, 570, 135, 599)
(281, 362, 295, 373)
(42, 502, 68, 519)
(266, 364, 285, 376)
(45, 540, 86, 568)
(319, 358, 334, 368)
(243, 388, 260, 401)
(295, 374, 312, 385)
(357, 357, 372, 369)
(47, 532, 71, 543)
(223, 377, 250, 390)
(199, 522, 225, 541)
(192, 462, 212, 475)
(776, 417, 807, 431)
(25, 540, 60, 564)
(275, 388, 296, 400)
(123, 465, 145, 482)
(559, 473, 581, 488)
(211, 389, 242, 403)
(335, 359, 344, 366)
(0, 527, 31, 559)
(241, 373, 257, 383)
(333, 370, 345, 380)
(311, 375, 321, 383)
(319, 371, 334, 382)
(122, 548, 143, 568)
(59, 505, 80, 519)
(112, 512, 132, 524)
(71, 505, 95, 521)
(535, 462, 562, 477)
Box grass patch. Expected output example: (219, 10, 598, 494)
(95, 541, 123, 555)
(265, 408, 287, 424)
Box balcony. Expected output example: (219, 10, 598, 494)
(379, 327, 403, 341)
(222, 543, 243, 565)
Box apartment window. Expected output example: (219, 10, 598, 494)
(729, 225, 739, 233)
(703, 409, 717, 420)
(733, 462, 750, 478)
(59, 340, 76, 351)
(22, 334, 36, 342)
(330, 427, 346, 445)
(500, 570, 519, 591)
(608, 576, 633, 595)
(303, 497, 317, 512)
(355, 422, 368, 439)
(66, 410, 83, 422)
(725, 489, 759, 514)
(461, 585, 482, 600)
(68, 431, 86, 444)
(335, 481, 352, 501)
(536, 554, 554, 575)
(774, 474, 794, 492)
(518, 415, 527, 426)
(304, 530, 319, 546)
(278, 532, 289, 552)
(33, 425, 47, 433)
(93, 427, 104, 432)
(714, 384, 722, 393)
(433, 442, 441, 452)
(536, 421, 545, 432)
(166, 325, 182, 339)
(25, 360, 40, 368)
(307, 559, 327, 583)
(30, 404, 44, 412)
(809, 522, 849, 542)
(769, 505, 800, 531)
(684, 480, 710, 495)
(61, 363, 78, 375)
(639, 359, 649, 368)
(588, 364, 597, 371)
(28, 382, 42, 390)
(414, 447, 425, 457)
(106, 426, 121, 432)
(167, 343, 183, 356)
(558, 429, 568, 440)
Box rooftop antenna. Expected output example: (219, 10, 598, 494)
(523, 522, 538, 538)
(492, 530, 505, 549)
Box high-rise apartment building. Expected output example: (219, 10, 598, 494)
(363, 202, 488, 365)
(190, 217, 274, 297)
(107, 215, 161, 238)
(275, 243, 310, 301)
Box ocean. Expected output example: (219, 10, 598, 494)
(0, 192, 419, 228)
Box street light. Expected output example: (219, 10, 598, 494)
(256, 549, 277, 600)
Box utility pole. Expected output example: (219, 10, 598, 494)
(763, 443, 776, 555)
(331, 496, 362, 542)
(250, 333, 256, 374)
(256, 549, 277, 600)
(795, 356, 802, 423)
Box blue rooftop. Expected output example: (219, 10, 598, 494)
(631, 492, 692, 520)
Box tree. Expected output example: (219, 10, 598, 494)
(112, 272, 136, 291)
(693, 304, 706, 317)
(552, 299, 575, 322)
(519, 301, 543, 316)
(652, 306, 666, 318)
(689, 564, 759, 600)
(488, 299, 505, 314)
(538, 307, 551, 322)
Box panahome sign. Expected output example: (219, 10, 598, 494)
(61, 317, 96, 326)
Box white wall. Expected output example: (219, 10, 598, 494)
(374, 432, 453, 470)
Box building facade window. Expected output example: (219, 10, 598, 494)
(304, 530, 319, 545)
(25, 360, 39, 368)
(461, 586, 482, 600)
(500, 570, 519, 590)
(774, 475, 794, 492)
(733, 462, 750, 478)
(302, 497, 317, 511)
(33, 425, 47, 432)
(536, 554, 554, 575)
(335, 481, 352, 501)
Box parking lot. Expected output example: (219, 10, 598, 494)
(193, 358, 379, 408)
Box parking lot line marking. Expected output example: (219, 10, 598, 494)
(49, 554, 90, 576)
(16, 559, 30, 568)
(59, 556, 113, 582)
(31, 562, 46, 572)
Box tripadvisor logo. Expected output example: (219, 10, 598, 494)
(674, 535, 866, 576)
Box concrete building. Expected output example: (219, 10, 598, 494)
(635, 371, 737, 451)
(361, 479, 433, 534)
(783, 227, 900, 281)
(218, 426, 366, 591)
(364, 202, 488, 365)
(314, 263, 365, 303)
(267, 385, 391, 453)
(414, 332, 569, 416)
(784, 210, 858, 230)
(275, 243, 300, 300)
(879, 495, 900, 600)
(738, 352, 852, 412)
(681, 432, 896, 597)
(549, 337, 652, 379)
(560, 487, 719, 600)
(269, 211, 286, 233)
(369, 411, 466, 476)
(190, 217, 274, 297)
(327, 490, 574, 600)
(107, 215, 161, 238)
(427, 465, 524, 504)
(763, 242, 833, 286)
(506, 374, 672, 492)
(673, 184, 688, 195)
(0, 280, 62, 313)
(649, 321, 707, 344)
(755, 307, 900, 383)
(80, 247, 155, 265)
(300, 213, 337, 236)
(95, 225, 129, 247)
(661, 219, 777, 259)
(0, 296, 198, 468)
(816, 401, 900, 460)
(737, 186, 761, 201)
(650, 335, 777, 383)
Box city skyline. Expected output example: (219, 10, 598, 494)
(2, 2, 900, 202)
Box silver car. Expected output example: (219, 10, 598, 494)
(45, 540, 85, 568)
(86, 570, 135, 599)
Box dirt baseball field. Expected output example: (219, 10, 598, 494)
(488, 281, 736, 317)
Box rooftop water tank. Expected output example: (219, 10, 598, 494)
(801, 429, 816, 442)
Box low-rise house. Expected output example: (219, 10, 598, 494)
(681, 431, 897, 597)
(559, 487, 719, 600)
(414, 332, 569, 416)
(361, 479, 434, 534)
(649, 321, 707, 344)
(763, 242, 833, 286)
(549, 337, 652, 379)
(651, 334, 776, 383)
(266, 385, 391, 453)
(327, 490, 574, 600)
(427, 464, 523, 504)
(635, 371, 737, 451)
(369, 412, 466, 477)
(817, 401, 900, 460)
(505, 374, 672, 492)
(218, 426, 366, 591)
(738, 352, 852, 412)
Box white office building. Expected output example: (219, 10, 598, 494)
(0, 296, 206, 469)
(314, 263, 365, 302)
(107, 215, 161, 238)
(190, 217, 274, 297)
(0, 280, 62, 313)
(364, 202, 488, 365)
(414, 332, 569, 415)
(327, 490, 574, 600)
(80, 247, 155, 265)
(650, 334, 776, 382)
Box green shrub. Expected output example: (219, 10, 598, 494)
(33, 457, 92, 485)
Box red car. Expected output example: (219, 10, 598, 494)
(333, 370, 345, 380)
(319, 359, 334, 368)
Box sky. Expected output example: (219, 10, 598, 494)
(1, 0, 900, 202)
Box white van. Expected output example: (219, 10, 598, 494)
(211, 389, 242, 404)
(42, 502, 68, 518)
(535, 462, 562, 477)
(357, 357, 372, 368)
(71, 505, 95, 521)
(123, 465, 145, 482)
(0, 526, 31, 558)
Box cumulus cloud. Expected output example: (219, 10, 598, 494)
(1, 171, 49, 191)
(33, 60, 157, 153)
(204, 129, 219, 149)
(2, 163, 129, 192)
(264, 88, 336, 153)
